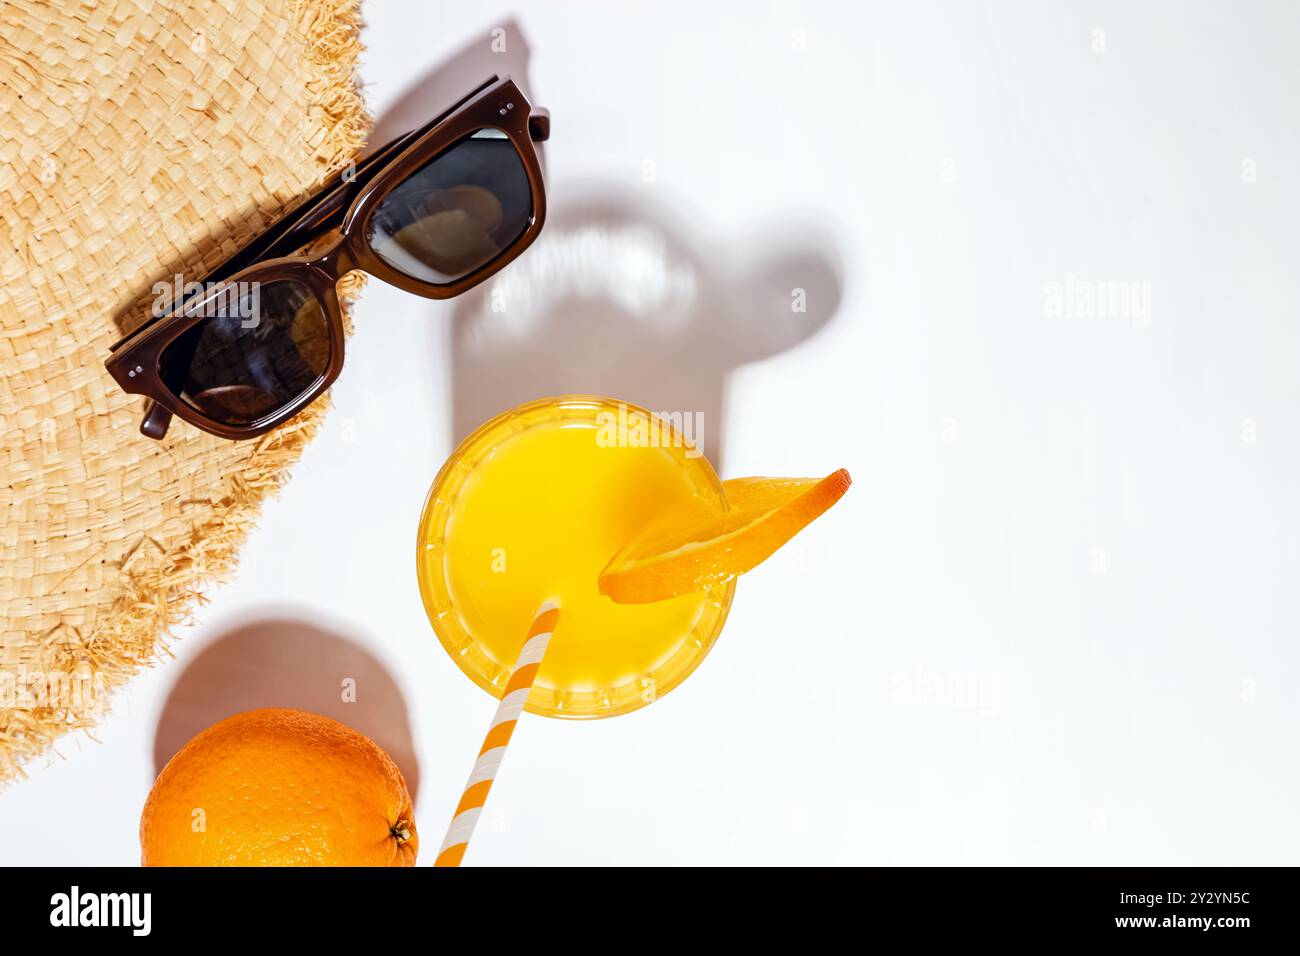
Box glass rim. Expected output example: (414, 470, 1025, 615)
(415, 395, 736, 719)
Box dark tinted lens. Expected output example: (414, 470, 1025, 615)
(366, 128, 532, 284)
(158, 278, 330, 426)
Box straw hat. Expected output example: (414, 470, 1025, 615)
(0, 0, 369, 780)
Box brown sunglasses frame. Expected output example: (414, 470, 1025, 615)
(105, 76, 548, 441)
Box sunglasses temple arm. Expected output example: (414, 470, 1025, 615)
(184, 86, 537, 280)
(141, 401, 173, 439)
(528, 108, 550, 142)
(250, 124, 427, 264)
(249, 83, 514, 265)
(139, 325, 202, 438)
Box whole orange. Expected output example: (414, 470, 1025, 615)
(140, 708, 418, 866)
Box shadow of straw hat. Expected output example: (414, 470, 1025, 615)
(0, 0, 369, 780)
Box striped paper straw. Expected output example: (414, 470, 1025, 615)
(433, 600, 559, 867)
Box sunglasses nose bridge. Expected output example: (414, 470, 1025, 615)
(310, 235, 357, 278)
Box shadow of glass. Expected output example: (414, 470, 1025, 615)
(152, 613, 420, 800)
(447, 188, 843, 467)
(367, 18, 845, 468)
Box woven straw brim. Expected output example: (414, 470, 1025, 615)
(0, 0, 370, 780)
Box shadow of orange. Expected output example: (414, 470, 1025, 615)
(153, 613, 420, 800)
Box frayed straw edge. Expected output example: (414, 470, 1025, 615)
(0, 0, 372, 784)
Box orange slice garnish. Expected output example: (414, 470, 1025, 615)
(598, 468, 851, 603)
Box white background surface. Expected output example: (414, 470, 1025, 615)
(3, 0, 1298, 865)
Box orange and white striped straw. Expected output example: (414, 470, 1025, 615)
(433, 599, 559, 867)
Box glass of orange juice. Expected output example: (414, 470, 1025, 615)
(416, 396, 734, 718)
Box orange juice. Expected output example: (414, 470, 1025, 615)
(416, 397, 733, 718)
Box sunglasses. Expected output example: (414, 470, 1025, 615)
(106, 76, 548, 440)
